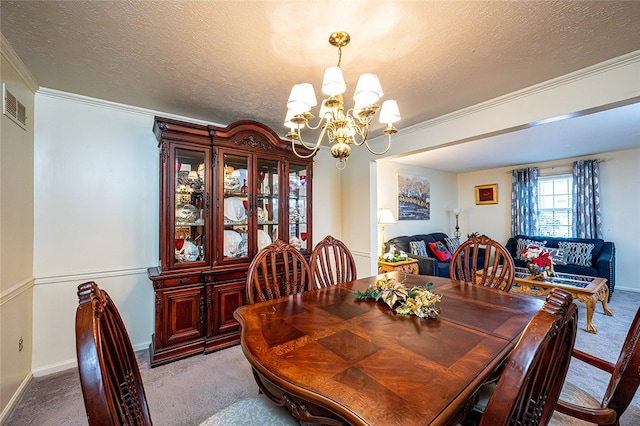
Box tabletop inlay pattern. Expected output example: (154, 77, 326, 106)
(319, 302, 370, 320)
(317, 329, 380, 363)
(258, 312, 305, 347)
(235, 272, 544, 426)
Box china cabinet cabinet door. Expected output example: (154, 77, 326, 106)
(288, 162, 312, 253)
(208, 281, 245, 336)
(157, 285, 205, 348)
(166, 144, 211, 270)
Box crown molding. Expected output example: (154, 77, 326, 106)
(1, 33, 39, 92)
(400, 49, 640, 136)
(36, 87, 223, 127)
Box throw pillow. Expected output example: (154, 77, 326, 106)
(409, 240, 427, 257)
(428, 241, 452, 262)
(444, 237, 461, 254)
(558, 241, 595, 267)
(516, 238, 547, 260)
(547, 248, 568, 266)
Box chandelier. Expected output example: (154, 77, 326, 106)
(284, 31, 401, 170)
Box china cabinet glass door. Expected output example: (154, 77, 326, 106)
(256, 158, 280, 251)
(173, 147, 207, 268)
(288, 162, 310, 252)
(222, 152, 250, 261)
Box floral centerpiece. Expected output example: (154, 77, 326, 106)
(521, 245, 554, 281)
(379, 245, 409, 263)
(354, 274, 441, 318)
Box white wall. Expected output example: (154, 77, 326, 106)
(32, 92, 159, 374)
(600, 150, 640, 292)
(311, 145, 342, 244)
(376, 160, 458, 249)
(0, 37, 36, 419)
(457, 170, 512, 240)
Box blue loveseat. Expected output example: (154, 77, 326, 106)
(505, 235, 616, 298)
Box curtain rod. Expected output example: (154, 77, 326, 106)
(507, 157, 610, 174)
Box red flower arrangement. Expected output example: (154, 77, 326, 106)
(521, 245, 554, 280)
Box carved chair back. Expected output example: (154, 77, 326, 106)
(310, 235, 357, 289)
(554, 306, 640, 425)
(480, 288, 578, 425)
(450, 234, 515, 291)
(75, 281, 152, 426)
(246, 239, 312, 304)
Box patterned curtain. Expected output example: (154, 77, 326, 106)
(511, 167, 539, 236)
(573, 159, 603, 238)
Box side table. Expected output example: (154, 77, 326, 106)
(378, 259, 419, 275)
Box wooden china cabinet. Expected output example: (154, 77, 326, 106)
(148, 117, 314, 366)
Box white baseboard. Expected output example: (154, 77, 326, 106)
(0, 372, 32, 424)
(31, 340, 151, 378)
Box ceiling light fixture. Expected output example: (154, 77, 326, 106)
(284, 31, 401, 170)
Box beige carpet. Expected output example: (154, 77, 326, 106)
(5, 344, 259, 425)
(5, 290, 640, 425)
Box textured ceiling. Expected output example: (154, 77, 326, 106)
(2, 1, 640, 171)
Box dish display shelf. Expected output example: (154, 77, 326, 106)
(174, 148, 207, 265)
(149, 117, 314, 366)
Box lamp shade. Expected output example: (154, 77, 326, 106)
(284, 109, 305, 130)
(453, 207, 461, 215)
(379, 100, 401, 124)
(322, 66, 347, 96)
(353, 73, 383, 106)
(287, 83, 317, 114)
(377, 208, 397, 225)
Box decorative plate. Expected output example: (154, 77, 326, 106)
(224, 197, 247, 221)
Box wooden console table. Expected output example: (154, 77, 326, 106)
(509, 267, 613, 334)
(378, 258, 419, 275)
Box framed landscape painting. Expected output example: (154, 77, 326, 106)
(475, 184, 498, 205)
(397, 173, 430, 220)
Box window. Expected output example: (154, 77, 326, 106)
(538, 175, 572, 237)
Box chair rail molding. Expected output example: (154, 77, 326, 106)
(0, 276, 35, 306)
(35, 266, 149, 286)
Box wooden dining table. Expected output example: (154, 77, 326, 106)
(233, 271, 545, 425)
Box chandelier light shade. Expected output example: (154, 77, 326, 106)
(284, 31, 401, 170)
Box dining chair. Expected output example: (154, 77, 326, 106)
(309, 235, 357, 289)
(549, 306, 640, 426)
(450, 234, 515, 291)
(477, 288, 578, 425)
(75, 281, 298, 426)
(245, 239, 312, 304)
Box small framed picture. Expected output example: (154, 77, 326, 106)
(475, 184, 498, 205)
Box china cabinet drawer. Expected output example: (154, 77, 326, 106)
(161, 275, 202, 288)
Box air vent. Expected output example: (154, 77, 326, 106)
(3, 82, 27, 130)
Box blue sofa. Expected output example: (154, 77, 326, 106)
(505, 235, 616, 298)
(385, 232, 460, 277)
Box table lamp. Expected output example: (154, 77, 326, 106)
(453, 207, 461, 239)
(377, 208, 397, 256)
